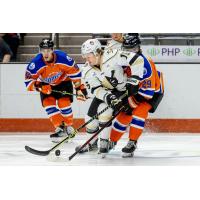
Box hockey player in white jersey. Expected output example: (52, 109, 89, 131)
(105, 33, 123, 50)
(75, 38, 145, 155)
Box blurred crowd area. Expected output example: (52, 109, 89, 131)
(0, 33, 22, 63)
(1, 33, 200, 63)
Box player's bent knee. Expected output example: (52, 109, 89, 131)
(85, 115, 99, 134)
(86, 127, 99, 134)
(98, 103, 113, 124)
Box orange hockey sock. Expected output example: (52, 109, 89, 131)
(43, 97, 65, 128)
(110, 112, 132, 142)
(58, 97, 73, 126)
(129, 102, 152, 141)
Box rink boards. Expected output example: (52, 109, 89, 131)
(0, 63, 200, 133)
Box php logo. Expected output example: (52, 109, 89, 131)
(183, 48, 196, 56)
(147, 48, 160, 56)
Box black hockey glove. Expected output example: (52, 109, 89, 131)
(122, 103, 134, 115)
(105, 94, 122, 110)
(126, 75, 140, 97)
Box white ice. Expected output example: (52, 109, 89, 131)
(1, 133, 200, 166)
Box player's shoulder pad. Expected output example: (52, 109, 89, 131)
(54, 50, 75, 67)
(26, 53, 45, 74)
(102, 48, 118, 64)
(81, 62, 93, 79)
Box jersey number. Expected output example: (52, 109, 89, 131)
(142, 80, 152, 88)
(85, 81, 90, 89)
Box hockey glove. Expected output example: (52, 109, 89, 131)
(34, 82, 52, 95)
(126, 75, 140, 97)
(75, 84, 88, 101)
(40, 85, 52, 95)
(122, 103, 134, 115)
(105, 94, 122, 110)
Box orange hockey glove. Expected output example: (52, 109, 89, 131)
(34, 82, 52, 95)
(75, 84, 88, 101)
(41, 85, 52, 95)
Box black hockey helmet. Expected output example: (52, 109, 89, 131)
(123, 33, 141, 49)
(39, 38, 54, 49)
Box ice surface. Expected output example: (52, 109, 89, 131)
(1, 133, 200, 166)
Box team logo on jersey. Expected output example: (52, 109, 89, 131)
(90, 41, 94, 45)
(43, 72, 62, 84)
(29, 63, 35, 70)
(66, 55, 73, 61)
(143, 68, 148, 76)
(25, 71, 32, 79)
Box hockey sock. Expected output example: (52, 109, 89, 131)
(58, 97, 73, 126)
(129, 102, 151, 141)
(110, 112, 132, 142)
(43, 97, 66, 128)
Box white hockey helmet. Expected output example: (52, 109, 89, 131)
(81, 39, 102, 57)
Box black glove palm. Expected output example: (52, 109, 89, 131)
(106, 94, 122, 110)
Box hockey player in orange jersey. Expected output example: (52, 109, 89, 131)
(24, 38, 87, 142)
(110, 33, 164, 157)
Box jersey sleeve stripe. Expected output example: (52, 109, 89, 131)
(138, 89, 154, 98)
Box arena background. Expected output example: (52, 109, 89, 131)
(0, 33, 200, 133)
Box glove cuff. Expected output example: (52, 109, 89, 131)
(75, 84, 85, 91)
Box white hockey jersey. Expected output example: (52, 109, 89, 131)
(82, 48, 144, 102)
(105, 39, 122, 51)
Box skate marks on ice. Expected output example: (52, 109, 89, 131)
(1, 133, 200, 165)
(46, 148, 200, 166)
(47, 134, 200, 166)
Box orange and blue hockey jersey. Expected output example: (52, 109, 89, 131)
(137, 54, 164, 99)
(24, 50, 82, 91)
(125, 53, 164, 100)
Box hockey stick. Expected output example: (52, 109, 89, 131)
(51, 89, 92, 98)
(24, 92, 127, 156)
(25, 106, 111, 156)
(68, 105, 125, 161)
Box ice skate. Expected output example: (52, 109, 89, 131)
(50, 122, 74, 143)
(66, 126, 76, 138)
(122, 140, 137, 158)
(99, 138, 110, 158)
(75, 138, 98, 153)
(109, 141, 117, 150)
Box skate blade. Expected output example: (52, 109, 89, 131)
(122, 152, 134, 158)
(101, 153, 107, 158)
(51, 138, 69, 143)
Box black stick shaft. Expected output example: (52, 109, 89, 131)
(68, 107, 124, 161)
